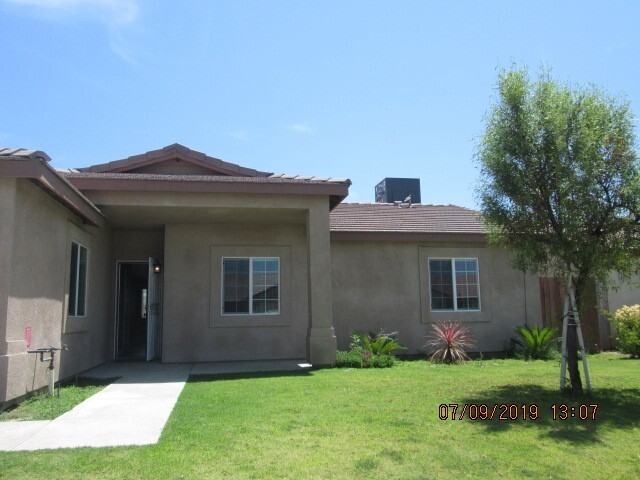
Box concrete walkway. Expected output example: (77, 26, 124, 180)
(0, 359, 310, 451)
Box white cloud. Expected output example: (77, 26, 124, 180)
(5, 0, 141, 63)
(5, 0, 139, 24)
(287, 123, 314, 134)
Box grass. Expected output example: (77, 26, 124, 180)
(1, 354, 639, 479)
(0, 378, 114, 422)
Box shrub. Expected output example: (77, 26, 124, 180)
(512, 324, 559, 360)
(610, 305, 640, 357)
(425, 322, 474, 364)
(335, 351, 396, 368)
(334, 330, 406, 368)
(350, 330, 407, 356)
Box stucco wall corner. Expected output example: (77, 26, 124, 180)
(308, 327, 337, 365)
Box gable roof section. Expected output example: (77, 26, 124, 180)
(78, 143, 273, 177)
(330, 203, 486, 242)
(0, 149, 105, 227)
(64, 143, 351, 209)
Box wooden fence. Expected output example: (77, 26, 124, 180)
(538, 277, 612, 352)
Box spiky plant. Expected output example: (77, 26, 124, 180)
(425, 322, 474, 364)
(350, 330, 407, 356)
(512, 325, 559, 360)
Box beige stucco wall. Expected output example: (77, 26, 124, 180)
(331, 240, 542, 355)
(86, 189, 337, 364)
(0, 179, 112, 404)
(606, 274, 640, 314)
(162, 223, 310, 362)
(112, 229, 165, 262)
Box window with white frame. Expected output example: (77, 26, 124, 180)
(68, 242, 88, 316)
(222, 257, 280, 315)
(428, 258, 480, 311)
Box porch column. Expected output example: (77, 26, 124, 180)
(306, 201, 337, 365)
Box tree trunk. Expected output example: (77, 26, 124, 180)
(566, 322, 583, 395)
(567, 276, 585, 396)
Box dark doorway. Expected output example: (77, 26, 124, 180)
(116, 262, 149, 360)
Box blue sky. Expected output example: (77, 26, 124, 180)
(1, 0, 638, 207)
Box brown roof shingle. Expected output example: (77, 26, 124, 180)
(330, 203, 485, 234)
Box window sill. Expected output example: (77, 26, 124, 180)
(210, 315, 291, 328)
(421, 310, 489, 323)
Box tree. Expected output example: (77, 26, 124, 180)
(476, 67, 640, 395)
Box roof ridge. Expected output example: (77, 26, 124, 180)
(0, 147, 52, 163)
(338, 202, 477, 209)
(77, 144, 274, 177)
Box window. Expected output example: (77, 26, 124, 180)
(68, 242, 88, 316)
(429, 258, 480, 311)
(222, 257, 280, 315)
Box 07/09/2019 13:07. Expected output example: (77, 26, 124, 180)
(438, 403, 599, 421)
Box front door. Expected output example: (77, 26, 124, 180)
(115, 259, 163, 361)
(146, 258, 163, 361)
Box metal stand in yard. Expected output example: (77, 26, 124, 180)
(560, 275, 591, 392)
(27, 345, 68, 396)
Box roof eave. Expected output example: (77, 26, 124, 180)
(63, 175, 350, 200)
(0, 157, 105, 227)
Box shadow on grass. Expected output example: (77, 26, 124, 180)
(458, 384, 640, 443)
(61, 377, 118, 388)
(188, 369, 313, 383)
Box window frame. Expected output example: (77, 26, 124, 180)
(68, 241, 89, 317)
(428, 257, 481, 312)
(221, 256, 281, 316)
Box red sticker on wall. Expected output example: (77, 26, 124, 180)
(25, 327, 31, 348)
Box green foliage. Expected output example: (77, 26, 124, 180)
(0, 378, 114, 421)
(610, 305, 640, 357)
(512, 324, 560, 360)
(476, 65, 640, 393)
(334, 330, 406, 368)
(425, 322, 475, 364)
(476, 66, 640, 286)
(350, 330, 407, 356)
(335, 350, 396, 368)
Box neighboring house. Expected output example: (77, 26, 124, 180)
(0, 143, 632, 405)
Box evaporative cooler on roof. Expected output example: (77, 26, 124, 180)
(374, 178, 421, 203)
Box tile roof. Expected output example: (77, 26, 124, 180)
(0, 147, 104, 226)
(78, 143, 273, 177)
(269, 173, 350, 183)
(61, 171, 351, 185)
(0, 147, 51, 163)
(330, 202, 485, 234)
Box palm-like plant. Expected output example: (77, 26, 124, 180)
(425, 322, 474, 364)
(512, 325, 559, 360)
(350, 330, 406, 356)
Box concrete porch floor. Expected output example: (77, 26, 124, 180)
(0, 359, 311, 451)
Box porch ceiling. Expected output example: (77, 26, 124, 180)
(99, 205, 308, 229)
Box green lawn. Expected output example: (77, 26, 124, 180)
(1, 354, 638, 479)
(0, 378, 114, 422)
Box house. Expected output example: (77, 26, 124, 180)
(0, 144, 630, 405)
